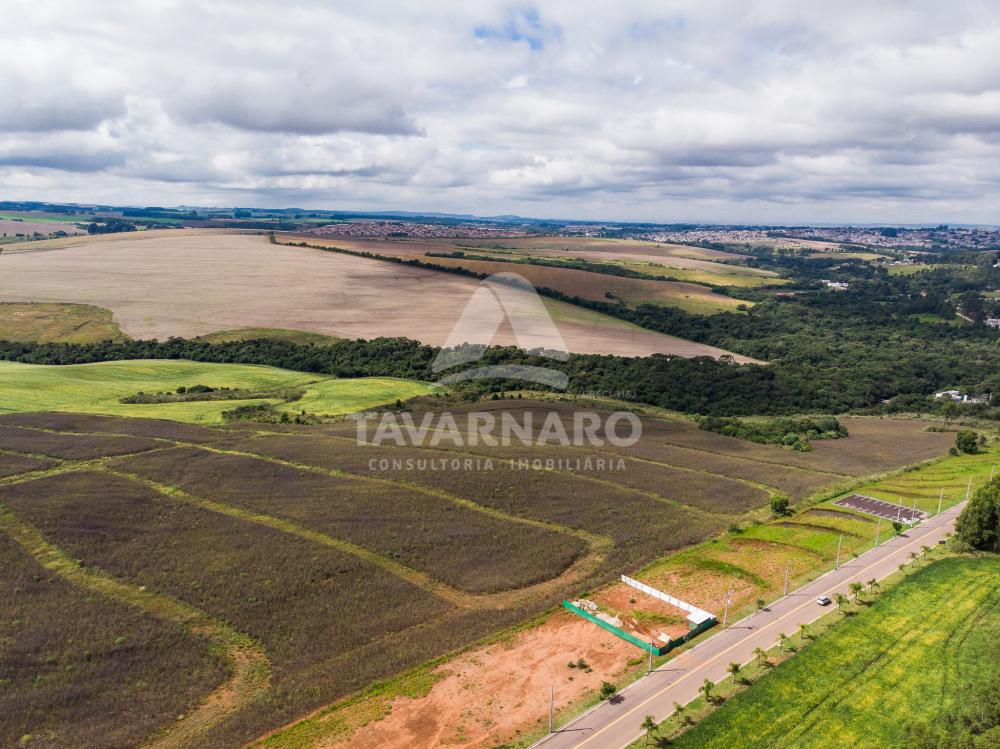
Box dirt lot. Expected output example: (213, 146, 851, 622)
(323, 611, 637, 749)
(0, 232, 749, 360)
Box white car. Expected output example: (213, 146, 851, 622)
(816, 596, 832, 606)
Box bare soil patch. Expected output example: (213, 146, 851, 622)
(322, 611, 637, 749)
(0, 232, 747, 359)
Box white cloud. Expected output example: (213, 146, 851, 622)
(3, 0, 1000, 222)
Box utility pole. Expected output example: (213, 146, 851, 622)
(911, 496, 918, 522)
(648, 637, 653, 673)
(723, 588, 733, 629)
(896, 501, 902, 522)
(835, 535, 843, 570)
(549, 684, 554, 733)
(783, 562, 790, 596)
(875, 517, 882, 547)
(936, 488, 944, 516)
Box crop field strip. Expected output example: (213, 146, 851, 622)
(0, 449, 57, 478)
(0, 531, 228, 749)
(213, 430, 727, 572)
(292, 235, 750, 314)
(228, 428, 760, 516)
(0, 425, 606, 610)
(0, 423, 165, 460)
(669, 557, 1000, 749)
(0, 470, 476, 747)
(108, 445, 588, 595)
(0, 501, 270, 749)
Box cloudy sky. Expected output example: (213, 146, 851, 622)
(3, 0, 1000, 223)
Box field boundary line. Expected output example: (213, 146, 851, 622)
(7, 425, 610, 556)
(0, 501, 271, 749)
(107, 467, 600, 610)
(257, 430, 733, 522)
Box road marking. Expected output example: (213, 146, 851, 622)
(564, 509, 957, 749)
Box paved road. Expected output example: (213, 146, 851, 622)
(533, 502, 965, 749)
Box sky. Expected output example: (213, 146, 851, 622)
(3, 0, 1000, 224)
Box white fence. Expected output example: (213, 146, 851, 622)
(621, 575, 714, 625)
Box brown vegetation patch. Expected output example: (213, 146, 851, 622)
(110, 446, 585, 594)
(0, 451, 56, 478)
(0, 424, 161, 460)
(0, 532, 225, 749)
(0, 411, 232, 443)
(3, 471, 451, 746)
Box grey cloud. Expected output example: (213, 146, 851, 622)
(3, 0, 1000, 222)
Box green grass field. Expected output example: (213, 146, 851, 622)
(888, 263, 934, 276)
(0, 303, 128, 343)
(0, 360, 440, 423)
(668, 556, 1000, 749)
(0, 211, 87, 224)
(193, 327, 343, 345)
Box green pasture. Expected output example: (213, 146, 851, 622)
(668, 556, 1000, 749)
(0, 360, 440, 424)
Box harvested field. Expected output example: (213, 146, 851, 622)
(0, 217, 84, 238)
(0, 451, 56, 477)
(0, 302, 127, 343)
(0, 423, 161, 460)
(0, 231, 747, 359)
(297, 236, 751, 314)
(110, 446, 587, 594)
(0, 532, 225, 749)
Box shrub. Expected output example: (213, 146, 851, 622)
(955, 430, 980, 454)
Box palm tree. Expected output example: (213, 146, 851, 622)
(778, 632, 788, 652)
(799, 622, 809, 640)
(641, 715, 658, 745)
(753, 646, 767, 665)
(849, 582, 863, 601)
(727, 662, 740, 684)
(921, 544, 931, 556)
(834, 593, 848, 612)
(699, 678, 714, 703)
(867, 578, 879, 594)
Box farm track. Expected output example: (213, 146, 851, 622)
(2, 425, 612, 609)
(0, 500, 272, 749)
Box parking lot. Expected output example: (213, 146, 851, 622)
(833, 493, 928, 523)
